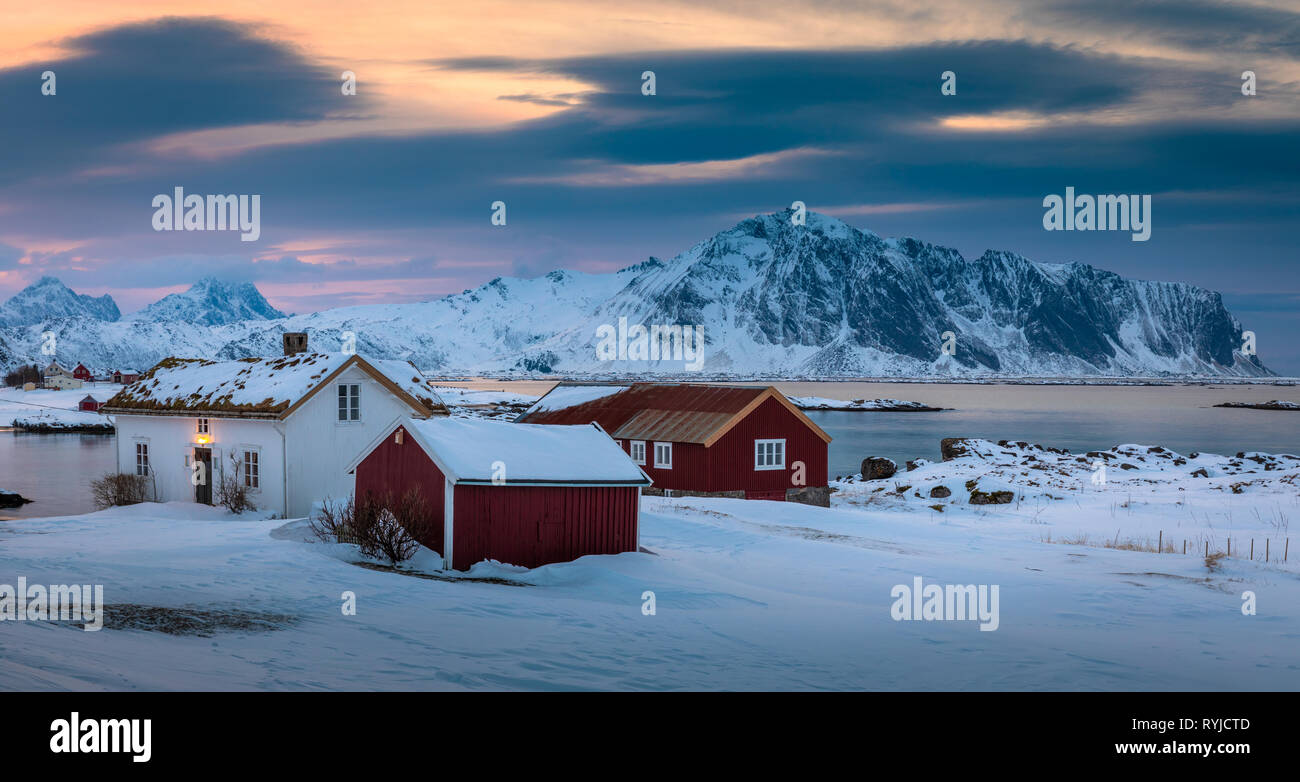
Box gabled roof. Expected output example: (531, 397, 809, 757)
(101, 353, 448, 420)
(347, 417, 652, 486)
(515, 382, 831, 447)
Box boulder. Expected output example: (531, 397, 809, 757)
(786, 486, 831, 508)
(860, 457, 897, 480)
(940, 438, 972, 461)
(969, 489, 1014, 505)
(928, 485, 952, 499)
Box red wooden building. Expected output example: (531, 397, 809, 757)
(111, 369, 140, 384)
(72, 363, 92, 381)
(347, 417, 650, 570)
(78, 395, 103, 412)
(516, 383, 831, 501)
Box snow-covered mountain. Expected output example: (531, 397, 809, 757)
(0, 276, 120, 327)
(0, 211, 1272, 377)
(132, 276, 286, 325)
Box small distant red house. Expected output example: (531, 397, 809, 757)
(348, 417, 651, 570)
(72, 363, 92, 381)
(111, 369, 140, 384)
(78, 395, 103, 412)
(516, 383, 831, 502)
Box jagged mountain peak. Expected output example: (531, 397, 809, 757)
(133, 278, 285, 326)
(0, 276, 121, 327)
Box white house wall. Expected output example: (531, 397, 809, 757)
(113, 415, 287, 514)
(282, 363, 420, 518)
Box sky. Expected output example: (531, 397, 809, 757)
(1, 1, 1297, 372)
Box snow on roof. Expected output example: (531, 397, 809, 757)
(103, 353, 447, 418)
(520, 383, 629, 416)
(401, 417, 650, 485)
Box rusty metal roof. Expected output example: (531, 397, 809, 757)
(516, 382, 773, 445)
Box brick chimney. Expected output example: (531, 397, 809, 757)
(283, 332, 308, 356)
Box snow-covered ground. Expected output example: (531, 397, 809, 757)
(0, 384, 114, 428)
(1, 438, 1297, 691)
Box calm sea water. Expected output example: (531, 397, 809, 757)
(3, 383, 1297, 518)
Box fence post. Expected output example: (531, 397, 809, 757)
(1250, 539, 1254, 561)
(1266, 538, 1270, 563)
(1228, 537, 1231, 557)
(1159, 530, 1163, 554)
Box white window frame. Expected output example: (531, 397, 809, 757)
(242, 448, 260, 491)
(754, 438, 786, 470)
(629, 440, 646, 465)
(337, 383, 361, 422)
(135, 440, 150, 476)
(196, 418, 209, 434)
(654, 441, 673, 469)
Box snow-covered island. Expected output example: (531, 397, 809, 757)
(3, 433, 1298, 690)
(1213, 400, 1300, 411)
(787, 395, 943, 411)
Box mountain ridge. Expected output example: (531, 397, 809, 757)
(0, 211, 1271, 377)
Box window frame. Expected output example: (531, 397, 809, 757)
(242, 449, 260, 490)
(754, 438, 786, 471)
(629, 440, 646, 465)
(196, 418, 209, 435)
(337, 383, 361, 422)
(654, 441, 673, 469)
(134, 440, 150, 476)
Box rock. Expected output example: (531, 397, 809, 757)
(0, 490, 33, 509)
(940, 438, 972, 461)
(969, 489, 1014, 505)
(786, 486, 830, 507)
(860, 457, 897, 480)
(905, 458, 930, 472)
(928, 485, 951, 499)
(1119, 463, 1137, 470)
(1190, 468, 1209, 478)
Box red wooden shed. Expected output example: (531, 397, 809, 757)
(72, 363, 92, 381)
(516, 383, 831, 501)
(348, 417, 651, 570)
(78, 395, 103, 412)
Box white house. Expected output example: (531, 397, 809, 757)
(43, 374, 83, 390)
(100, 346, 449, 517)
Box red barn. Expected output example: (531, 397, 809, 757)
(112, 369, 140, 384)
(348, 417, 650, 570)
(516, 383, 831, 502)
(78, 395, 103, 412)
(72, 363, 92, 381)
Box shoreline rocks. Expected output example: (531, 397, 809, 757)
(1213, 400, 1299, 411)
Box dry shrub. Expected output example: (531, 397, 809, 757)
(215, 454, 256, 514)
(90, 472, 152, 509)
(311, 487, 437, 563)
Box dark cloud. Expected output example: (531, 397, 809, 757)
(0, 17, 371, 185)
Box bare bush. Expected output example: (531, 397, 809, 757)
(90, 472, 152, 509)
(216, 454, 256, 514)
(310, 487, 436, 563)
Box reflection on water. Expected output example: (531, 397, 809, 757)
(0, 432, 116, 519)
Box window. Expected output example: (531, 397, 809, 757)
(654, 442, 673, 469)
(755, 439, 785, 470)
(629, 440, 646, 465)
(337, 383, 360, 421)
(135, 442, 150, 476)
(243, 450, 260, 490)
(196, 418, 209, 434)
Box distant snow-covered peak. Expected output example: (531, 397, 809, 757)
(0, 276, 121, 326)
(132, 277, 286, 326)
